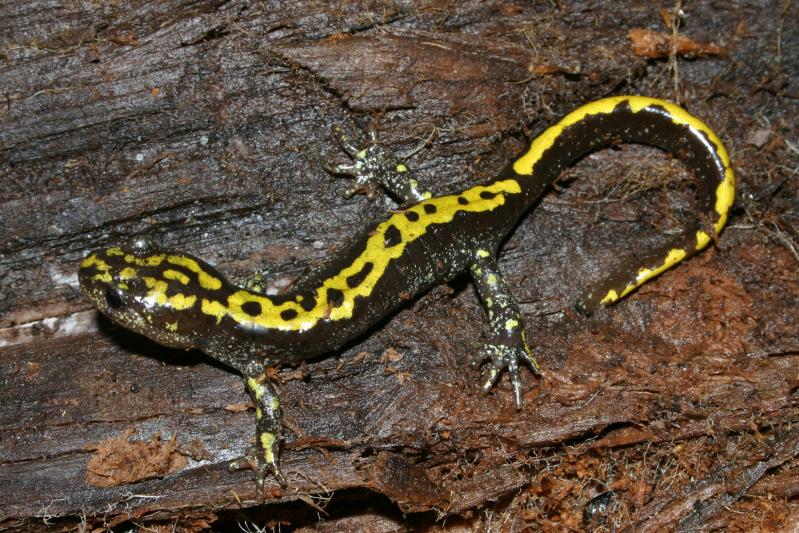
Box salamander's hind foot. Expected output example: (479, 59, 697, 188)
(228, 442, 287, 491)
(470, 341, 540, 408)
(324, 124, 432, 204)
(238, 365, 287, 493)
(468, 252, 541, 408)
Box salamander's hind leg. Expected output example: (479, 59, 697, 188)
(228, 362, 286, 490)
(468, 249, 540, 408)
(324, 124, 433, 204)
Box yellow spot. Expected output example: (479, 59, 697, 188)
(485, 297, 493, 307)
(247, 377, 266, 400)
(260, 433, 276, 464)
(82, 254, 114, 284)
(640, 248, 687, 282)
(81, 254, 112, 279)
(143, 277, 166, 305)
(119, 267, 138, 280)
(486, 274, 497, 287)
(356, 149, 367, 159)
(505, 318, 519, 330)
(142, 276, 196, 309)
(165, 321, 178, 332)
(476, 249, 490, 258)
(600, 289, 619, 305)
(167, 255, 222, 290)
(256, 407, 262, 419)
(163, 269, 190, 285)
(695, 230, 711, 250)
(397, 164, 408, 172)
(714, 171, 735, 232)
(117, 282, 129, 290)
(80, 254, 100, 269)
(421, 191, 433, 199)
(270, 396, 279, 411)
(169, 293, 197, 310)
(107, 247, 124, 256)
(124, 253, 166, 267)
(145, 255, 165, 266)
(201, 299, 227, 324)
(617, 247, 688, 299)
(225, 290, 293, 328)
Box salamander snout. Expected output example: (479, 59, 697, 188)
(78, 244, 202, 349)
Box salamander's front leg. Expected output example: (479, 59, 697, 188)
(241, 272, 269, 295)
(229, 363, 285, 490)
(469, 250, 540, 407)
(325, 125, 433, 204)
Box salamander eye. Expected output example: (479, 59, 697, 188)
(105, 286, 124, 309)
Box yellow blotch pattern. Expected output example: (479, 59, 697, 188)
(511, 96, 734, 308)
(82, 254, 113, 283)
(142, 276, 197, 310)
(600, 247, 688, 304)
(124, 253, 166, 267)
(260, 433, 276, 464)
(119, 267, 138, 280)
(163, 269, 190, 285)
(166, 255, 222, 290)
(512, 96, 734, 231)
(201, 179, 522, 332)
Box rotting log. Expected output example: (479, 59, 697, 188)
(2, 1, 798, 530)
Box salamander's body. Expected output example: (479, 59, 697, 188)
(78, 96, 735, 490)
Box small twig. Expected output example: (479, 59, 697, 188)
(669, 0, 684, 100)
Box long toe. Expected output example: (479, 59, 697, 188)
(331, 124, 360, 155)
(508, 362, 524, 408)
(481, 362, 502, 392)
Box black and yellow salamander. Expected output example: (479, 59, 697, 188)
(78, 95, 735, 490)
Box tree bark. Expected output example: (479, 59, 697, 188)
(1, 1, 797, 530)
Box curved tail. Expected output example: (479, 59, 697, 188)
(505, 96, 735, 312)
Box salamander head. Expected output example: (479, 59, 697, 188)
(78, 237, 226, 350)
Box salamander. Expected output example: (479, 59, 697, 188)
(78, 96, 735, 490)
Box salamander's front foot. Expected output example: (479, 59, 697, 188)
(324, 124, 432, 203)
(324, 125, 383, 199)
(241, 272, 268, 294)
(470, 341, 540, 408)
